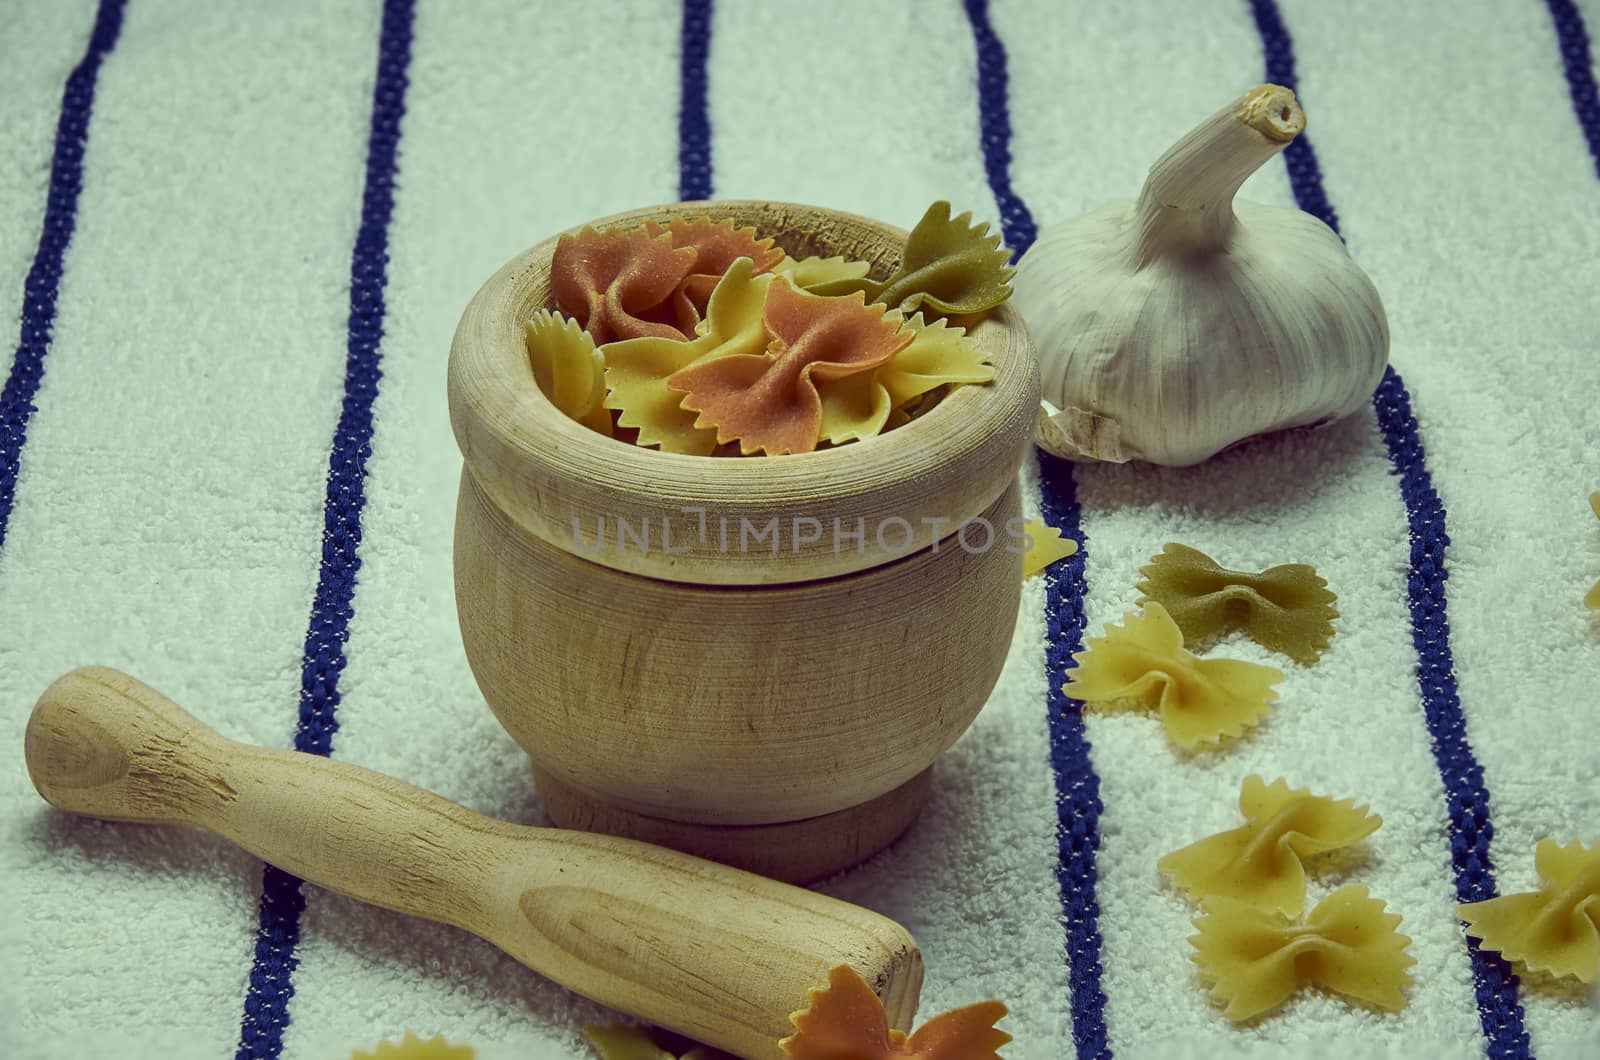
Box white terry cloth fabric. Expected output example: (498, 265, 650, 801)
(2, 1, 1597, 1059)
(1, 0, 381, 1056)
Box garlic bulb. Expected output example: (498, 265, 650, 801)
(1014, 85, 1389, 467)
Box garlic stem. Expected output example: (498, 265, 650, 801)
(1130, 84, 1305, 267)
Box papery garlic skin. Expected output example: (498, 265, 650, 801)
(1015, 85, 1389, 467)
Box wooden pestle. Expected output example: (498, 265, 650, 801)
(23, 667, 923, 1060)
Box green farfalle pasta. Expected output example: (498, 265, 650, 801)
(811, 201, 1014, 317)
(1137, 544, 1339, 666)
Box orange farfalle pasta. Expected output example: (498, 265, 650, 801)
(551, 225, 696, 345)
(1159, 775, 1382, 915)
(1137, 543, 1339, 666)
(644, 216, 785, 334)
(1190, 885, 1416, 1022)
(818, 313, 995, 445)
(1459, 838, 1600, 983)
(1063, 604, 1282, 750)
(781, 965, 1010, 1060)
(669, 278, 913, 456)
(602, 259, 774, 456)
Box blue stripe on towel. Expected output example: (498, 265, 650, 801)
(235, 1, 416, 1056)
(1245, 2, 1532, 1055)
(678, 0, 714, 200)
(1542, 0, 1600, 178)
(0, 0, 127, 558)
(962, 3, 1110, 1056)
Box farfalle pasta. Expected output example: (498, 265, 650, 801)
(350, 1033, 475, 1060)
(1159, 775, 1382, 915)
(528, 203, 1007, 457)
(525, 310, 612, 437)
(669, 279, 912, 456)
(1137, 543, 1338, 665)
(603, 259, 775, 455)
(551, 225, 695, 344)
(1190, 885, 1415, 1021)
(818, 314, 995, 445)
(781, 964, 1010, 1060)
(1459, 837, 1600, 983)
(1063, 604, 1283, 750)
(774, 254, 871, 290)
(644, 216, 784, 334)
(1019, 516, 1079, 580)
(811, 201, 1014, 316)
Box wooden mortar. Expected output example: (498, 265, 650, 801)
(448, 201, 1039, 883)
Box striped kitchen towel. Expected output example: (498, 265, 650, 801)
(1, 1, 1596, 1057)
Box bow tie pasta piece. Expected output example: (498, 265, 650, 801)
(809, 202, 1014, 319)
(602, 259, 775, 456)
(1063, 603, 1282, 750)
(780, 965, 1011, 1060)
(1137, 543, 1339, 665)
(525, 310, 612, 437)
(1019, 516, 1080, 580)
(1159, 775, 1382, 915)
(774, 254, 873, 291)
(644, 216, 784, 334)
(1190, 886, 1415, 1022)
(1587, 493, 1599, 609)
(818, 314, 996, 445)
(350, 1033, 475, 1059)
(1459, 838, 1600, 983)
(669, 278, 913, 456)
(551, 225, 696, 345)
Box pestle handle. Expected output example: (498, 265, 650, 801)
(24, 667, 923, 1059)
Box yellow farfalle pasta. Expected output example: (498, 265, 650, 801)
(1020, 516, 1079, 580)
(818, 314, 995, 445)
(1190, 885, 1415, 1022)
(601, 258, 774, 456)
(1063, 604, 1282, 750)
(1586, 493, 1599, 609)
(1137, 543, 1338, 666)
(773, 254, 872, 291)
(526, 310, 613, 437)
(1160, 775, 1382, 915)
(351, 1033, 474, 1060)
(1459, 838, 1600, 983)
